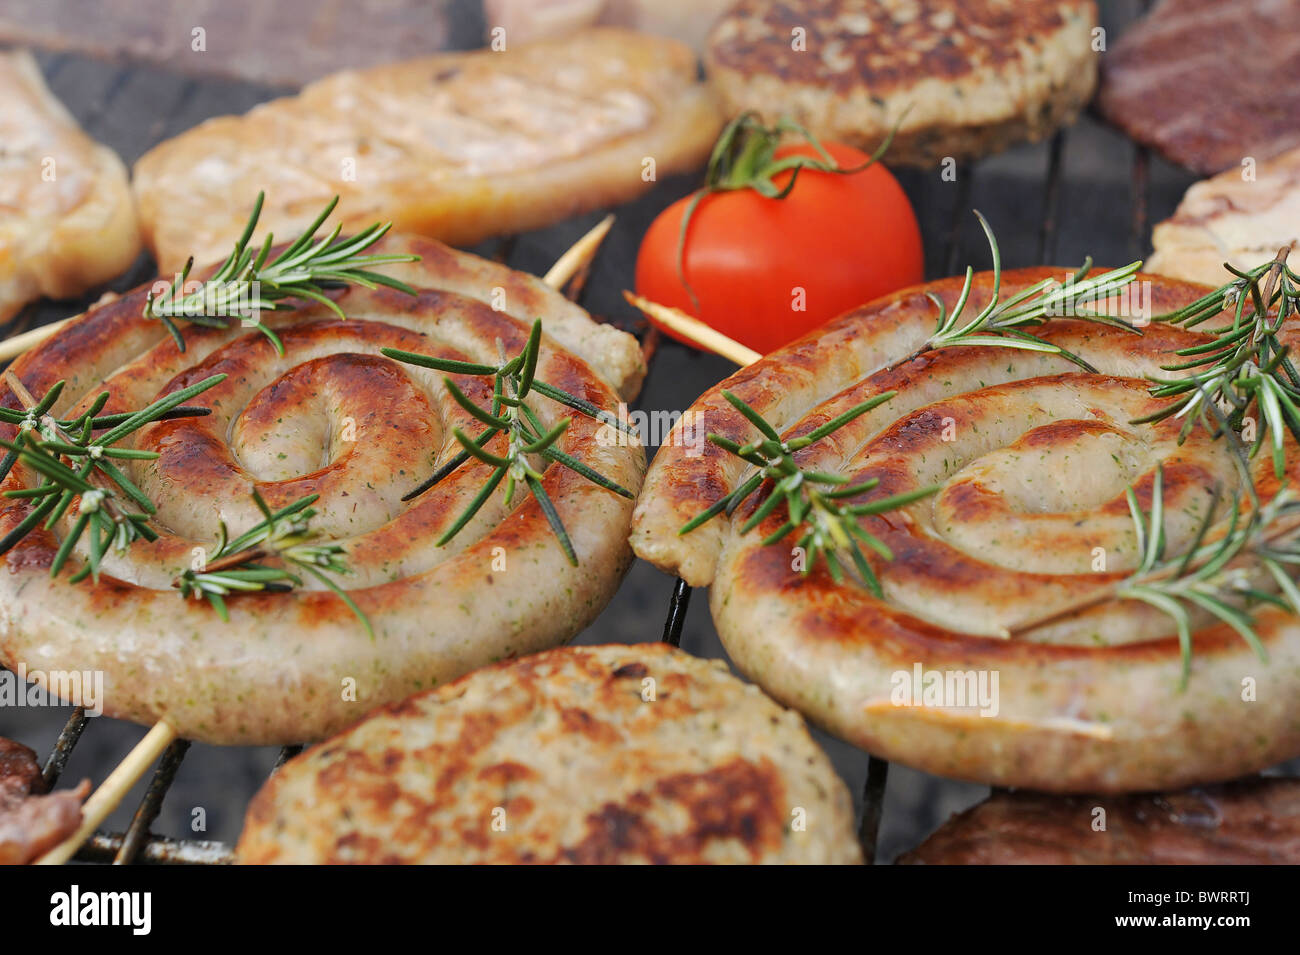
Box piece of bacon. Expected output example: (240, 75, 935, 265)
(0, 736, 89, 865)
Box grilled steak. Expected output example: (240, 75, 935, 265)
(133, 28, 722, 276)
(1148, 146, 1300, 287)
(900, 777, 1300, 864)
(1096, 0, 1300, 175)
(705, 0, 1098, 167)
(0, 49, 140, 323)
(236, 644, 862, 864)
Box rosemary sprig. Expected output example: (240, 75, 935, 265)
(145, 192, 419, 355)
(1113, 400, 1298, 687)
(680, 389, 939, 595)
(1120, 471, 1264, 688)
(0, 372, 225, 581)
(926, 211, 1144, 371)
(1135, 248, 1300, 477)
(1005, 457, 1300, 688)
(929, 223, 1300, 477)
(381, 319, 636, 565)
(175, 490, 373, 639)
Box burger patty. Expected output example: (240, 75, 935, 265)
(236, 644, 862, 864)
(705, 0, 1098, 167)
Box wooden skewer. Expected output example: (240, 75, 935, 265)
(543, 214, 614, 293)
(0, 320, 66, 362)
(22, 223, 623, 865)
(35, 722, 178, 866)
(623, 291, 761, 367)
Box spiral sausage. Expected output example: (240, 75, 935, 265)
(633, 268, 1300, 792)
(0, 235, 646, 745)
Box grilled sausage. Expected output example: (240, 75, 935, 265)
(632, 269, 1300, 792)
(0, 235, 646, 745)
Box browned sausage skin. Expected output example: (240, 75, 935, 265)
(633, 269, 1300, 792)
(0, 235, 646, 745)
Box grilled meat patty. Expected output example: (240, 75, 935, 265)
(0, 50, 140, 323)
(133, 28, 722, 276)
(705, 0, 1098, 167)
(1096, 0, 1300, 176)
(1148, 146, 1300, 287)
(236, 644, 862, 864)
(632, 268, 1300, 792)
(900, 777, 1300, 864)
(0, 236, 646, 745)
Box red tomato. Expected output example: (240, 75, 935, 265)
(636, 142, 924, 355)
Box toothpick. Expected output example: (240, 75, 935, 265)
(623, 291, 761, 366)
(543, 214, 614, 294)
(0, 320, 65, 362)
(34, 722, 178, 865)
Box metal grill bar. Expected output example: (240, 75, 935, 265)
(114, 738, 191, 864)
(1129, 147, 1150, 260)
(943, 165, 975, 276)
(272, 744, 304, 772)
(1039, 131, 1066, 264)
(857, 755, 889, 860)
(661, 578, 692, 647)
(78, 831, 234, 865)
(40, 705, 87, 788)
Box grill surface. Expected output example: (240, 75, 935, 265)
(3, 0, 1243, 865)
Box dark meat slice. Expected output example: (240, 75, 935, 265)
(1096, 0, 1300, 175)
(0, 0, 449, 88)
(0, 735, 88, 865)
(0, 736, 46, 803)
(899, 777, 1300, 864)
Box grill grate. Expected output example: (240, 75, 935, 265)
(8, 0, 1170, 865)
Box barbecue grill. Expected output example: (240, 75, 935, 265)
(5, 0, 1249, 865)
